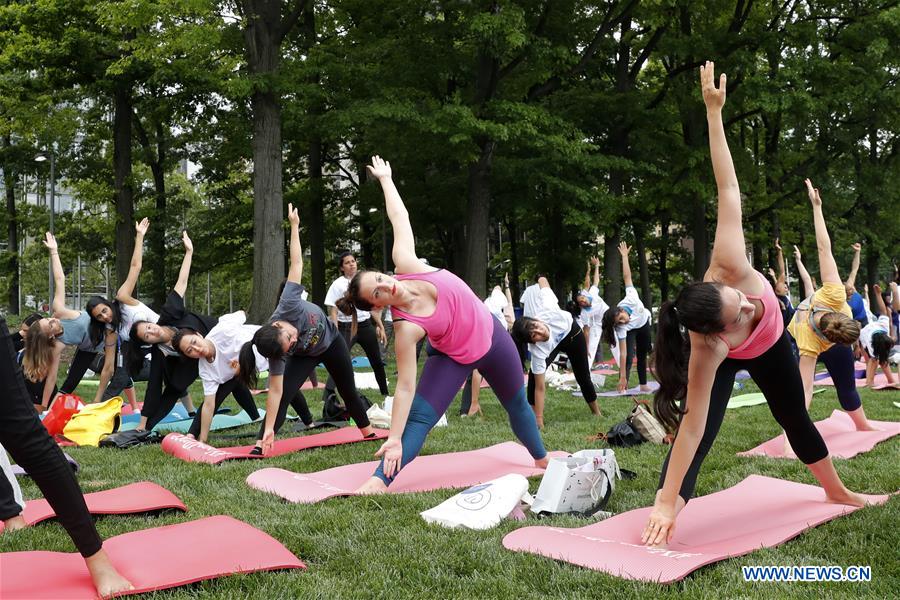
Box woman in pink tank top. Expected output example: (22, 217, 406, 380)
(643, 63, 864, 548)
(334, 156, 548, 495)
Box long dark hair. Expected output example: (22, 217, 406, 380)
(172, 328, 198, 355)
(237, 325, 283, 389)
(600, 306, 621, 346)
(653, 282, 725, 433)
(511, 317, 541, 346)
(335, 270, 371, 338)
(86, 296, 121, 347)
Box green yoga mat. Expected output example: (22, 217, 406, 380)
(119, 409, 266, 433)
(894, 402, 900, 409)
(727, 388, 825, 410)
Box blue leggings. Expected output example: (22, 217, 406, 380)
(374, 317, 546, 484)
(818, 343, 862, 411)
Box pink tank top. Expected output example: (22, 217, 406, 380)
(391, 269, 494, 364)
(717, 271, 784, 360)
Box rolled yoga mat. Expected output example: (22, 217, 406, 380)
(0, 481, 186, 534)
(246, 441, 569, 504)
(0, 515, 305, 599)
(738, 409, 900, 459)
(501, 474, 889, 583)
(162, 427, 388, 465)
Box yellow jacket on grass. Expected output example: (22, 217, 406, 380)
(62, 397, 122, 446)
(788, 282, 852, 357)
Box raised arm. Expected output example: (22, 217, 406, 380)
(793, 245, 814, 298)
(582, 260, 591, 291)
(872, 283, 888, 318)
(844, 243, 861, 288)
(43, 233, 79, 319)
(774, 238, 786, 286)
(591, 256, 601, 288)
(702, 62, 751, 279)
(173, 231, 194, 297)
(890, 281, 900, 313)
(503, 272, 514, 328)
(619, 242, 634, 288)
(116, 218, 149, 306)
(805, 179, 840, 285)
(367, 156, 430, 274)
(286, 203, 303, 284)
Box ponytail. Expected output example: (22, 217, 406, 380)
(335, 294, 359, 339)
(600, 306, 619, 346)
(237, 341, 260, 389)
(652, 302, 689, 432)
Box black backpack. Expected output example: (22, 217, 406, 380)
(602, 420, 646, 447)
(99, 429, 162, 449)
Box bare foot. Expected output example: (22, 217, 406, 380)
(85, 549, 134, 599)
(355, 477, 389, 495)
(640, 385, 652, 392)
(587, 401, 601, 416)
(359, 425, 375, 437)
(781, 438, 796, 458)
(825, 489, 866, 508)
(2, 515, 27, 532)
(534, 456, 550, 469)
(854, 423, 880, 432)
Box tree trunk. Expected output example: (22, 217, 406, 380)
(113, 82, 135, 289)
(243, 0, 288, 322)
(659, 215, 670, 301)
(634, 221, 652, 309)
(3, 135, 18, 314)
(603, 231, 621, 304)
(506, 216, 520, 306)
(463, 139, 494, 297)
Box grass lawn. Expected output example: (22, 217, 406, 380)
(5, 356, 899, 599)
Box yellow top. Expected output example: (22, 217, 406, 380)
(787, 282, 852, 357)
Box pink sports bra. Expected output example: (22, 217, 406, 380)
(392, 269, 494, 365)
(716, 271, 784, 360)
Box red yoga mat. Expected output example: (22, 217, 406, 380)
(738, 409, 900, 459)
(246, 441, 569, 504)
(0, 482, 187, 534)
(0, 515, 305, 599)
(162, 427, 389, 465)
(814, 372, 898, 388)
(502, 475, 889, 583)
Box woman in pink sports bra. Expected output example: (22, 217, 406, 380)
(335, 156, 549, 495)
(642, 62, 864, 547)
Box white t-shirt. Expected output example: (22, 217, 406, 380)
(576, 285, 608, 329)
(859, 315, 890, 357)
(199, 311, 267, 396)
(118, 301, 160, 341)
(614, 286, 650, 340)
(324, 276, 370, 323)
(484, 287, 508, 324)
(529, 287, 574, 375)
(520, 284, 543, 318)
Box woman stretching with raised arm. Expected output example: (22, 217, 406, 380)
(339, 157, 548, 493)
(642, 63, 863, 547)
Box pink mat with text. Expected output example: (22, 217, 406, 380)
(246, 441, 568, 504)
(502, 475, 889, 583)
(0, 516, 304, 598)
(162, 428, 388, 465)
(738, 409, 900, 459)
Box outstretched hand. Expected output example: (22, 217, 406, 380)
(793, 245, 801, 260)
(804, 179, 822, 206)
(135, 217, 149, 236)
(43, 232, 58, 252)
(700, 60, 726, 111)
(504, 272, 509, 288)
(774, 237, 782, 251)
(617, 242, 630, 256)
(375, 436, 403, 479)
(287, 202, 300, 227)
(367, 155, 392, 181)
(642, 501, 677, 546)
(182, 231, 193, 252)
(590, 256, 600, 266)
(851, 242, 861, 252)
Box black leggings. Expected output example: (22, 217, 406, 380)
(325, 319, 389, 396)
(527, 321, 597, 405)
(622, 320, 652, 385)
(817, 343, 862, 411)
(59, 348, 134, 401)
(0, 319, 102, 557)
(186, 378, 272, 437)
(259, 334, 371, 438)
(658, 331, 829, 503)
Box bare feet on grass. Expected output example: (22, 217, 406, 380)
(355, 477, 389, 495)
(85, 549, 134, 599)
(2, 515, 27, 532)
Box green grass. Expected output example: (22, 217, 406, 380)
(5, 360, 899, 599)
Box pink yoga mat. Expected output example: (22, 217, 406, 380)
(0, 515, 304, 599)
(502, 475, 889, 583)
(814, 372, 898, 388)
(591, 368, 619, 376)
(162, 428, 389, 465)
(247, 441, 569, 504)
(738, 409, 900, 459)
(0, 482, 186, 534)
(597, 381, 660, 397)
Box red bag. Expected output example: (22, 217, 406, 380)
(42, 394, 84, 436)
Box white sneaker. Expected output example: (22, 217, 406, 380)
(435, 413, 449, 427)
